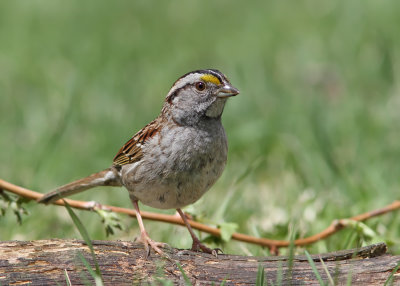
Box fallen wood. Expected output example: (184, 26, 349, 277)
(0, 240, 398, 285)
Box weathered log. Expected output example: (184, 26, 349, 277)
(0, 240, 398, 285)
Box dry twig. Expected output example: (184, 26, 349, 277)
(0, 178, 399, 251)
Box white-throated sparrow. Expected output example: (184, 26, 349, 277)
(38, 69, 239, 256)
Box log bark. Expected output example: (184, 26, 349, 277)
(0, 240, 399, 285)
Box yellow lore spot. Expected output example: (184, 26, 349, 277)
(200, 74, 221, 85)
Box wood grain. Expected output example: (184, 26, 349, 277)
(1, 240, 399, 285)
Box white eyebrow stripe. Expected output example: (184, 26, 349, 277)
(166, 73, 202, 98)
(166, 70, 228, 100)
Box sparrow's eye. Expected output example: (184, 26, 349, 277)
(195, 81, 206, 91)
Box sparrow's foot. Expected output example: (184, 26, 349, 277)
(136, 232, 168, 258)
(191, 238, 223, 257)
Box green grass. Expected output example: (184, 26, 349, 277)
(64, 201, 103, 285)
(1, 0, 400, 257)
(305, 250, 325, 285)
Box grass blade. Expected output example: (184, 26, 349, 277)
(276, 261, 283, 286)
(78, 252, 99, 280)
(319, 257, 334, 285)
(305, 250, 325, 285)
(384, 260, 400, 286)
(64, 200, 104, 285)
(176, 262, 192, 286)
(346, 268, 353, 286)
(256, 263, 265, 286)
(64, 269, 72, 286)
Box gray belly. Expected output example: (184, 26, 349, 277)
(120, 123, 228, 209)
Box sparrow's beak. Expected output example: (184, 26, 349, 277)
(217, 85, 240, 98)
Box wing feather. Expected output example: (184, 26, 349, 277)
(113, 119, 160, 167)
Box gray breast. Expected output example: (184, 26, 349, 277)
(120, 120, 228, 209)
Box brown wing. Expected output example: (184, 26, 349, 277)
(113, 118, 161, 167)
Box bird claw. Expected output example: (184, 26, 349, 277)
(136, 233, 168, 258)
(191, 239, 223, 257)
(211, 248, 223, 257)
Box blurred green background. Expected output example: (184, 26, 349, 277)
(1, 1, 399, 256)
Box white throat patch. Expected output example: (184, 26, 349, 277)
(206, 98, 226, 118)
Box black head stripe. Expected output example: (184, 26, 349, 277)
(206, 69, 226, 84)
(173, 69, 226, 87)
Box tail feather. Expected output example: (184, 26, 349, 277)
(37, 168, 121, 204)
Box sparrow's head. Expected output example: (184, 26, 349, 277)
(163, 69, 239, 125)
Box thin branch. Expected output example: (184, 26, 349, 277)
(1, 178, 399, 250)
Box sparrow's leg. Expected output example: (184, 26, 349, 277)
(176, 208, 222, 256)
(131, 199, 166, 257)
